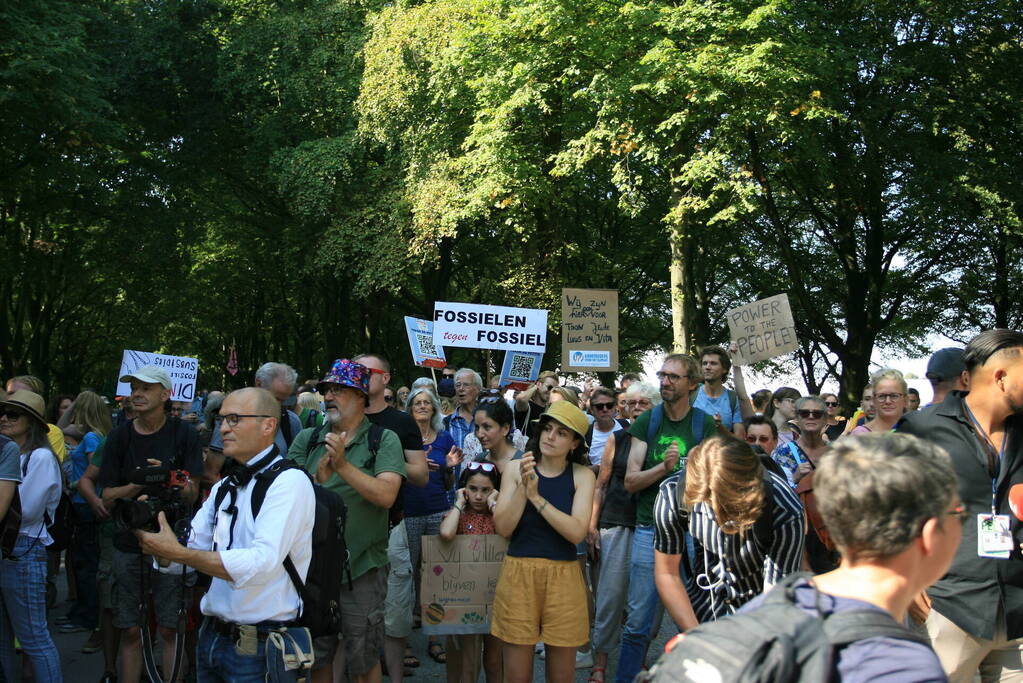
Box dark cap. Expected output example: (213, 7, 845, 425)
(926, 348, 965, 381)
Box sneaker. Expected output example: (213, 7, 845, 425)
(59, 623, 90, 634)
(98, 672, 117, 683)
(575, 650, 594, 669)
(81, 630, 102, 654)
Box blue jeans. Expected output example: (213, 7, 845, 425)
(197, 618, 268, 683)
(0, 536, 62, 682)
(615, 525, 662, 683)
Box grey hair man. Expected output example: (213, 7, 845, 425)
(445, 368, 482, 450)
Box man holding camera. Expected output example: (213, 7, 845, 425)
(98, 366, 203, 683)
(136, 387, 315, 682)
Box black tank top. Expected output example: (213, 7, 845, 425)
(508, 462, 576, 560)
(599, 432, 637, 529)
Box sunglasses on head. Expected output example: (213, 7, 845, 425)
(466, 461, 496, 472)
(797, 409, 825, 419)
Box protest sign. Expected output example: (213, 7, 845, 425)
(404, 316, 447, 368)
(421, 534, 508, 636)
(562, 288, 619, 371)
(116, 350, 199, 401)
(726, 294, 799, 365)
(499, 350, 543, 390)
(433, 302, 547, 352)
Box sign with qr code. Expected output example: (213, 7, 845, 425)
(404, 317, 447, 368)
(499, 351, 543, 390)
(433, 302, 547, 352)
(562, 288, 619, 371)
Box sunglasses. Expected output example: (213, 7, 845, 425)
(592, 402, 615, 411)
(745, 434, 773, 445)
(466, 461, 496, 472)
(797, 409, 825, 419)
(824, 401, 839, 407)
(366, 367, 387, 376)
(0, 410, 26, 420)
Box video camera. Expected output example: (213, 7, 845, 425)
(114, 465, 192, 534)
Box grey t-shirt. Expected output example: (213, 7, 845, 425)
(0, 437, 21, 482)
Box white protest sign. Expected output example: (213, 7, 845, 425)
(116, 350, 199, 401)
(433, 302, 547, 352)
(726, 294, 799, 365)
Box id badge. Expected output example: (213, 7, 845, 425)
(977, 514, 1013, 559)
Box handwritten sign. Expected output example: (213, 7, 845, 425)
(404, 316, 447, 368)
(433, 302, 547, 352)
(421, 534, 508, 635)
(726, 294, 799, 365)
(116, 350, 198, 401)
(562, 288, 619, 371)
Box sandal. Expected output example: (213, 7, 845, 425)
(404, 647, 421, 668)
(427, 641, 447, 664)
(587, 666, 606, 683)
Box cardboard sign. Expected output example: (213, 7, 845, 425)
(726, 294, 799, 365)
(433, 302, 547, 352)
(562, 288, 619, 371)
(499, 350, 543, 391)
(404, 316, 447, 368)
(421, 534, 508, 635)
(117, 350, 199, 401)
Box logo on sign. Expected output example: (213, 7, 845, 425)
(570, 350, 610, 367)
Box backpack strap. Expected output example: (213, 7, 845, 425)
(585, 423, 594, 449)
(691, 407, 706, 445)
(280, 407, 294, 446)
(247, 460, 311, 606)
(616, 418, 630, 430)
(787, 441, 807, 466)
(305, 424, 326, 462)
(824, 609, 931, 648)
(727, 388, 739, 416)
(365, 423, 384, 472)
(646, 404, 664, 447)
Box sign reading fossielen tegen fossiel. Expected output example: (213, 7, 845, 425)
(432, 302, 547, 352)
(726, 293, 799, 365)
(562, 288, 618, 371)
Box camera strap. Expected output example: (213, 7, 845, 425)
(213, 450, 278, 551)
(139, 553, 187, 683)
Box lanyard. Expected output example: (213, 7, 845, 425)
(964, 402, 1007, 515)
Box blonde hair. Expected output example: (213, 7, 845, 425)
(71, 390, 113, 437)
(869, 368, 908, 394)
(297, 391, 321, 412)
(683, 436, 766, 536)
(549, 386, 579, 406)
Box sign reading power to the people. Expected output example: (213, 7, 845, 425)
(726, 294, 800, 365)
(432, 302, 548, 352)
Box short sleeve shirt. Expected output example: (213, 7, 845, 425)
(287, 419, 406, 580)
(692, 387, 743, 430)
(0, 437, 21, 483)
(629, 407, 717, 525)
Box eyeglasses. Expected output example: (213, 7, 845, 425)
(454, 382, 478, 389)
(592, 402, 615, 411)
(384, 395, 394, 403)
(745, 434, 773, 445)
(221, 414, 273, 427)
(0, 410, 26, 420)
(875, 393, 904, 403)
(466, 461, 496, 472)
(945, 505, 969, 524)
(655, 371, 688, 383)
(797, 409, 825, 419)
(824, 401, 839, 407)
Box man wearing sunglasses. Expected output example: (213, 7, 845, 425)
(585, 387, 628, 470)
(900, 330, 1023, 682)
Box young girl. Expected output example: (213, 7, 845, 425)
(439, 463, 502, 683)
(492, 402, 596, 683)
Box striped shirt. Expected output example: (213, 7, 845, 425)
(654, 469, 805, 622)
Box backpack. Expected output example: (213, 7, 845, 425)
(214, 454, 350, 638)
(22, 449, 75, 552)
(636, 572, 930, 683)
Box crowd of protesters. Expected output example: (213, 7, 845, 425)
(1, 329, 1022, 682)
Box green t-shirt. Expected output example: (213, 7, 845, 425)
(629, 407, 717, 526)
(288, 418, 406, 580)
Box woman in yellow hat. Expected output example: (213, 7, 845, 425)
(492, 401, 595, 683)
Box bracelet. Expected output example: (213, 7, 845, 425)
(536, 499, 548, 514)
(454, 505, 464, 512)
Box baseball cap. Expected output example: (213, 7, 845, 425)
(926, 348, 965, 382)
(119, 365, 172, 389)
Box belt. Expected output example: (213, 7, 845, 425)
(206, 616, 285, 641)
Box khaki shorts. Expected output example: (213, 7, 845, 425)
(384, 521, 414, 639)
(491, 555, 589, 648)
(111, 548, 196, 630)
(316, 565, 387, 676)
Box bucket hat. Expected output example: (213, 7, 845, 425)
(316, 359, 371, 402)
(0, 390, 48, 428)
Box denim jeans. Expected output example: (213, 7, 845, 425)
(615, 525, 662, 683)
(66, 503, 100, 629)
(0, 536, 63, 682)
(196, 618, 268, 683)
(592, 526, 633, 654)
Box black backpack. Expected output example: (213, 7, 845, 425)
(636, 572, 930, 683)
(215, 455, 350, 638)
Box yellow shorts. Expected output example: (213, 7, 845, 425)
(491, 555, 589, 647)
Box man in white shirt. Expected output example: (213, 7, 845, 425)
(136, 387, 315, 681)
